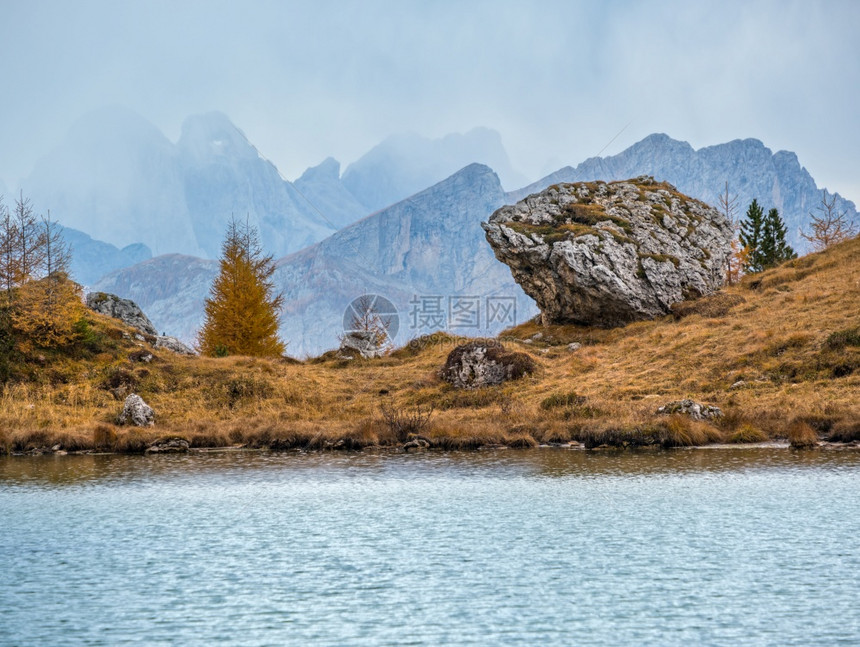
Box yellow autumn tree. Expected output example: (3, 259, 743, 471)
(198, 218, 285, 357)
(0, 197, 84, 353)
(10, 272, 85, 352)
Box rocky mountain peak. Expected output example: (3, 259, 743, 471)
(178, 111, 259, 162)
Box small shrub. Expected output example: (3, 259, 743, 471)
(100, 368, 138, 397)
(92, 424, 118, 449)
(787, 421, 818, 449)
(671, 293, 746, 320)
(210, 375, 275, 408)
(379, 403, 434, 442)
(728, 424, 769, 444)
(823, 326, 860, 351)
(826, 420, 860, 443)
(540, 391, 587, 410)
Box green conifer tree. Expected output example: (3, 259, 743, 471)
(760, 207, 796, 269)
(739, 199, 765, 273)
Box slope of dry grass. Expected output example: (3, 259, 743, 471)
(1, 237, 858, 454)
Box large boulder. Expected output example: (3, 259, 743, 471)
(440, 341, 536, 389)
(86, 291, 158, 336)
(118, 394, 155, 427)
(482, 177, 733, 327)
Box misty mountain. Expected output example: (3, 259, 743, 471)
(178, 112, 336, 259)
(94, 164, 537, 355)
(61, 226, 152, 286)
(293, 157, 367, 230)
(23, 107, 202, 257)
(23, 107, 338, 263)
(511, 133, 858, 252)
(341, 128, 528, 213)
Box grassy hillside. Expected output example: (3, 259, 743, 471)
(1, 236, 858, 454)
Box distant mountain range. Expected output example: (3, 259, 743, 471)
(15, 108, 859, 354)
(340, 128, 528, 212)
(22, 108, 338, 260)
(95, 164, 537, 355)
(511, 133, 857, 253)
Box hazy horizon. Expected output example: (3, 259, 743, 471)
(1, 0, 858, 201)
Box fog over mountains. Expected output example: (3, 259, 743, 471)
(14, 108, 858, 355)
(23, 108, 337, 261)
(96, 164, 537, 355)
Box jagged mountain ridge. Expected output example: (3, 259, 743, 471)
(23, 107, 338, 262)
(510, 133, 858, 252)
(61, 226, 152, 286)
(92, 132, 855, 355)
(341, 128, 528, 213)
(94, 164, 537, 355)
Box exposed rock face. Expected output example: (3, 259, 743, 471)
(440, 341, 536, 389)
(339, 331, 385, 359)
(155, 335, 197, 356)
(86, 291, 158, 336)
(483, 177, 733, 327)
(118, 394, 155, 427)
(657, 399, 723, 421)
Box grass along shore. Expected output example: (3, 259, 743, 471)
(1, 237, 858, 455)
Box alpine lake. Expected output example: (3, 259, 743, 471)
(2, 447, 859, 646)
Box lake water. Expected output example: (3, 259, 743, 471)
(1, 449, 859, 646)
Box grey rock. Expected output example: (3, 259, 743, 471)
(118, 394, 155, 427)
(657, 399, 723, 421)
(483, 177, 733, 327)
(155, 335, 197, 356)
(86, 291, 158, 336)
(146, 438, 189, 454)
(730, 380, 747, 390)
(440, 341, 536, 389)
(403, 438, 430, 452)
(339, 331, 385, 359)
(567, 342, 582, 351)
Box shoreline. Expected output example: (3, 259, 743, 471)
(5, 439, 860, 458)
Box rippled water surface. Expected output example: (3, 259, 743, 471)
(2, 449, 859, 646)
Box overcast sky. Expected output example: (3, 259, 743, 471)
(1, 0, 858, 200)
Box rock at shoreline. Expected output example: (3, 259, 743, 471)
(657, 399, 723, 421)
(86, 291, 158, 337)
(440, 341, 536, 389)
(146, 438, 189, 453)
(482, 177, 733, 327)
(118, 394, 155, 427)
(155, 335, 197, 356)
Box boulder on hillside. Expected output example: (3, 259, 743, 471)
(440, 341, 536, 389)
(86, 291, 158, 336)
(339, 331, 386, 359)
(482, 177, 734, 327)
(155, 335, 197, 356)
(118, 394, 155, 427)
(657, 399, 723, 421)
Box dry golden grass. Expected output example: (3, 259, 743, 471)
(1, 237, 858, 453)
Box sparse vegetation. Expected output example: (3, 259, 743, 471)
(0, 235, 858, 455)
